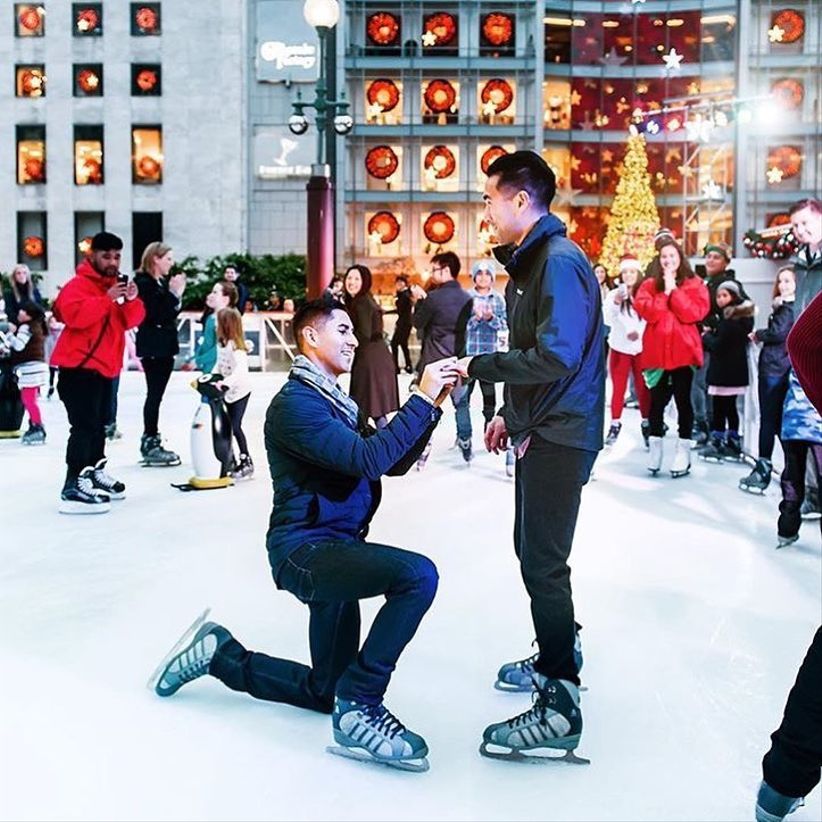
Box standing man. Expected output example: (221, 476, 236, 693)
(389, 275, 414, 374)
(151, 296, 458, 771)
(223, 265, 250, 314)
(456, 151, 605, 762)
(412, 251, 473, 462)
(51, 232, 145, 514)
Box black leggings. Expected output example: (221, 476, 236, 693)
(648, 367, 694, 439)
(227, 394, 249, 455)
(710, 395, 740, 434)
(142, 357, 175, 436)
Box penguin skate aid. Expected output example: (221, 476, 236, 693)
(148, 298, 462, 772)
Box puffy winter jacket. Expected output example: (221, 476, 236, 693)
(792, 245, 821, 314)
(703, 300, 754, 387)
(634, 276, 710, 371)
(754, 298, 794, 378)
(50, 260, 146, 378)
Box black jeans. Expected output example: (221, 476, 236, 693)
(210, 539, 438, 711)
(779, 441, 822, 539)
(759, 374, 790, 460)
(142, 356, 175, 436)
(649, 367, 694, 439)
(514, 435, 596, 686)
(226, 394, 249, 455)
(467, 378, 497, 426)
(391, 328, 412, 372)
(105, 374, 120, 427)
(711, 395, 740, 434)
(762, 627, 822, 798)
(57, 367, 113, 480)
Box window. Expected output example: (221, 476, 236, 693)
(74, 212, 105, 265)
(132, 64, 161, 96)
(16, 65, 46, 98)
(16, 125, 46, 185)
(17, 212, 48, 271)
(132, 213, 163, 270)
(15, 4, 45, 37)
(131, 3, 161, 36)
(74, 64, 103, 97)
(132, 126, 163, 184)
(73, 4, 102, 36)
(74, 125, 104, 185)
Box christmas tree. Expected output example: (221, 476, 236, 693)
(599, 132, 660, 279)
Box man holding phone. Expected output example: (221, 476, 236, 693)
(51, 232, 145, 514)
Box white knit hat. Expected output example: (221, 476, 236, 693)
(471, 260, 497, 282)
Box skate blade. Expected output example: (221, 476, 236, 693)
(140, 459, 182, 467)
(670, 470, 690, 478)
(479, 741, 589, 765)
(326, 745, 430, 773)
(146, 607, 211, 691)
(776, 535, 799, 550)
(493, 681, 532, 692)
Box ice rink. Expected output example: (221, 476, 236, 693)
(1, 370, 820, 822)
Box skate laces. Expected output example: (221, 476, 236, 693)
(77, 473, 96, 494)
(507, 683, 559, 729)
(93, 465, 117, 488)
(361, 704, 406, 739)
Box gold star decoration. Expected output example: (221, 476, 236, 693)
(677, 164, 694, 179)
(570, 89, 582, 106)
(666, 148, 682, 164)
(594, 112, 610, 127)
(570, 156, 582, 171)
(687, 82, 700, 95)
(767, 167, 784, 184)
(601, 150, 614, 163)
(616, 98, 630, 114)
(567, 219, 578, 234)
(767, 25, 785, 43)
(421, 30, 438, 47)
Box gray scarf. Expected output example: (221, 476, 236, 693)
(289, 355, 360, 429)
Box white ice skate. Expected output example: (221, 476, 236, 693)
(647, 436, 663, 476)
(670, 438, 692, 478)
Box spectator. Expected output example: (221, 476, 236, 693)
(3, 264, 44, 321)
(195, 281, 238, 373)
(389, 275, 414, 374)
(223, 266, 251, 314)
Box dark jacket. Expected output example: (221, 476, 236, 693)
(264, 377, 440, 575)
(702, 268, 748, 331)
(134, 271, 181, 359)
(3, 284, 44, 322)
(413, 279, 472, 370)
(754, 298, 795, 378)
(233, 280, 250, 315)
(703, 300, 754, 387)
(392, 288, 413, 336)
(792, 245, 822, 315)
(468, 213, 606, 452)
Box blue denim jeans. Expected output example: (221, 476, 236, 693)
(210, 539, 438, 712)
(453, 383, 472, 441)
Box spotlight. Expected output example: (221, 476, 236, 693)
(288, 113, 309, 135)
(333, 113, 354, 135)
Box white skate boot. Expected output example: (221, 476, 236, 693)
(670, 438, 692, 478)
(647, 436, 663, 476)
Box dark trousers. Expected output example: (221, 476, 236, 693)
(711, 394, 740, 434)
(105, 374, 120, 427)
(691, 352, 711, 424)
(57, 367, 113, 480)
(210, 539, 438, 711)
(514, 436, 596, 686)
(391, 327, 412, 372)
(649, 367, 694, 439)
(779, 441, 822, 539)
(467, 378, 497, 426)
(759, 374, 790, 460)
(763, 627, 822, 798)
(142, 356, 175, 436)
(226, 394, 249, 455)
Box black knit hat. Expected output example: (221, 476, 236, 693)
(90, 231, 123, 252)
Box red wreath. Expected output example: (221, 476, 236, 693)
(81, 158, 102, 184)
(76, 8, 100, 33)
(772, 10, 805, 43)
(481, 79, 514, 114)
(367, 12, 400, 46)
(24, 158, 45, 182)
(365, 145, 399, 179)
(368, 212, 400, 244)
(20, 70, 45, 96)
(424, 80, 457, 113)
(481, 13, 514, 46)
(367, 79, 400, 113)
(480, 145, 508, 174)
(77, 69, 101, 94)
(18, 7, 42, 32)
(768, 213, 791, 228)
(135, 6, 159, 33)
(23, 236, 44, 258)
(424, 212, 455, 245)
(768, 145, 802, 179)
(138, 156, 161, 179)
(424, 145, 456, 179)
(136, 69, 158, 92)
(78, 236, 93, 256)
(423, 12, 457, 46)
(771, 78, 803, 110)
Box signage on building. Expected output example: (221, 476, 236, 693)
(254, 128, 314, 179)
(255, 0, 319, 83)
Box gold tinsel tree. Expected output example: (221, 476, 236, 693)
(599, 132, 661, 279)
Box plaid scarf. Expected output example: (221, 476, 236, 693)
(289, 354, 360, 429)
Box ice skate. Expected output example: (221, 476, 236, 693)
(640, 420, 650, 450)
(89, 458, 126, 500)
(458, 437, 473, 464)
(670, 438, 692, 478)
(647, 436, 663, 475)
(755, 780, 804, 822)
(327, 697, 429, 773)
(699, 433, 726, 463)
(691, 420, 709, 448)
(21, 424, 46, 445)
(59, 468, 111, 515)
(776, 533, 799, 550)
(148, 609, 233, 696)
(480, 677, 589, 765)
(140, 433, 182, 467)
(415, 441, 432, 471)
(739, 459, 772, 494)
(724, 432, 745, 462)
(228, 453, 254, 480)
(604, 421, 621, 447)
(495, 634, 583, 692)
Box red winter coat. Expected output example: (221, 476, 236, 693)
(634, 276, 710, 371)
(50, 260, 146, 378)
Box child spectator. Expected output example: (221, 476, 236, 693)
(7, 300, 49, 444)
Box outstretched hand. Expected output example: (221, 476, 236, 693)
(418, 358, 460, 407)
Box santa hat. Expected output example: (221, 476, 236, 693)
(619, 254, 640, 274)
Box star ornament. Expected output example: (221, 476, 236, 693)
(599, 47, 628, 67)
(662, 48, 684, 72)
(767, 167, 784, 184)
(768, 25, 785, 43)
(481, 100, 497, 116)
(553, 183, 582, 207)
(421, 30, 438, 47)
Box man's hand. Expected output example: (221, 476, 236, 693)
(418, 357, 460, 406)
(484, 415, 508, 454)
(125, 281, 139, 301)
(455, 356, 473, 378)
(107, 281, 127, 302)
(410, 284, 426, 301)
(169, 272, 186, 298)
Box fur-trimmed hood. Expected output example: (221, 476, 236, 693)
(723, 299, 755, 320)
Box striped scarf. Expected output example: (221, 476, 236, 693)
(289, 355, 360, 428)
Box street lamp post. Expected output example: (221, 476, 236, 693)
(289, 0, 353, 300)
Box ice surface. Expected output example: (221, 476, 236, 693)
(1, 371, 820, 822)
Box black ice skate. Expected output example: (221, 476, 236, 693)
(699, 434, 727, 463)
(724, 432, 745, 462)
(739, 459, 772, 494)
(59, 468, 111, 515)
(140, 433, 182, 467)
(21, 423, 46, 445)
(228, 454, 254, 480)
(604, 421, 621, 447)
(480, 677, 589, 765)
(89, 458, 126, 500)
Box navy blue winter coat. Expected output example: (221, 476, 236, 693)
(264, 376, 440, 576)
(469, 213, 605, 452)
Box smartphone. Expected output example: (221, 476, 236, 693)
(117, 273, 128, 286)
